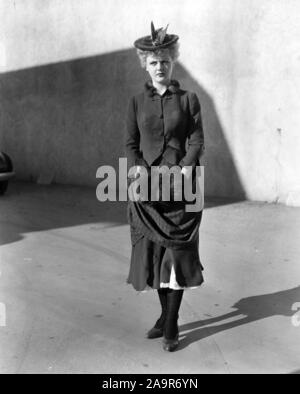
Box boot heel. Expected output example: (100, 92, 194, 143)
(162, 333, 179, 352)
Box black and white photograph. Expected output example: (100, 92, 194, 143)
(0, 0, 300, 376)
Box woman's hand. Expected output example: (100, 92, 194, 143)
(180, 167, 190, 177)
(173, 167, 193, 201)
(128, 166, 149, 202)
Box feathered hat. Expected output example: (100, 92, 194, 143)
(134, 21, 179, 51)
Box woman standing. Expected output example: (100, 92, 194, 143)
(125, 22, 205, 352)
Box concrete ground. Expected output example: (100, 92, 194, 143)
(0, 181, 299, 374)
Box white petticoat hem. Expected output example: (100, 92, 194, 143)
(139, 264, 202, 292)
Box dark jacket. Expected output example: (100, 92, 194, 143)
(125, 80, 204, 170)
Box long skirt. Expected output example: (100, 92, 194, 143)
(126, 163, 204, 291)
(127, 232, 204, 291)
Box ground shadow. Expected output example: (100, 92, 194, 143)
(178, 286, 300, 350)
(0, 180, 238, 247)
(0, 181, 128, 246)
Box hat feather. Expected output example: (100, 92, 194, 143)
(151, 21, 156, 42)
(157, 23, 169, 44)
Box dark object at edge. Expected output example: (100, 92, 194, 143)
(0, 152, 15, 195)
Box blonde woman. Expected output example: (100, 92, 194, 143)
(125, 22, 205, 352)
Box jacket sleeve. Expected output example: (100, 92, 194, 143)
(125, 96, 149, 170)
(179, 92, 205, 168)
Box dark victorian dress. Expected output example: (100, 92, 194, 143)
(125, 79, 205, 291)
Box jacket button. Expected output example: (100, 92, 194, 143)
(160, 114, 163, 119)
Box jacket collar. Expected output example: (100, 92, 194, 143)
(144, 79, 180, 97)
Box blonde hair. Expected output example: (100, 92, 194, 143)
(136, 42, 180, 69)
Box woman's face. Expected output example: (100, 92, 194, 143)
(145, 52, 174, 85)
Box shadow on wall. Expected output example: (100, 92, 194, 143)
(0, 48, 245, 199)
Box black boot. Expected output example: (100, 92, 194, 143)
(147, 288, 169, 339)
(162, 289, 183, 351)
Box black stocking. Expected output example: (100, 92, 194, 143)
(164, 289, 184, 339)
(154, 288, 169, 329)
